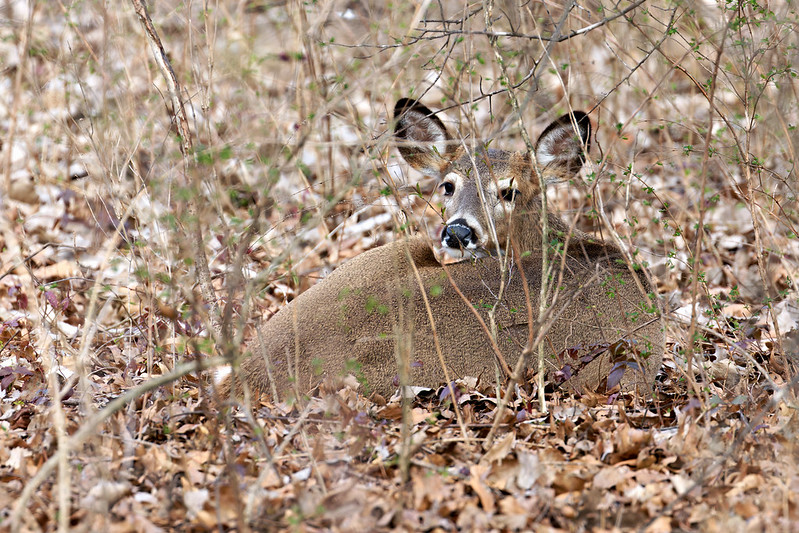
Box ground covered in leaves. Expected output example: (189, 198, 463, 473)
(1, 1, 798, 531)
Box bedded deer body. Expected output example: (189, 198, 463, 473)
(222, 100, 664, 401)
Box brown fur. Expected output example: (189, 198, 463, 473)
(219, 101, 664, 401)
(225, 234, 663, 401)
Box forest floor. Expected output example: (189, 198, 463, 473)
(1, 1, 798, 531)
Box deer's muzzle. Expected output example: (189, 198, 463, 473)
(442, 219, 475, 250)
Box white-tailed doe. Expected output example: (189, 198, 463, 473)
(219, 99, 664, 401)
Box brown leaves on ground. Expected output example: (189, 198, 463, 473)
(2, 343, 798, 531)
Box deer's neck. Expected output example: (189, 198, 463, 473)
(509, 207, 622, 259)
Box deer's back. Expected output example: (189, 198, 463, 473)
(232, 235, 663, 400)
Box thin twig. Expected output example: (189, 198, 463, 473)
(404, 240, 472, 443)
(484, 0, 569, 413)
(130, 0, 220, 338)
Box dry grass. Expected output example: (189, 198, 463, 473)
(1, 0, 797, 531)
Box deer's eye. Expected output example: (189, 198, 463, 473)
(500, 188, 518, 202)
(441, 181, 455, 196)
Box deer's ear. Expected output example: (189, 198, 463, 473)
(394, 98, 453, 176)
(534, 111, 591, 177)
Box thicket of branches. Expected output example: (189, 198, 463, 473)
(1, 0, 797, 530)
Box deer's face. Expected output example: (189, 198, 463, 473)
(394, 99, 591, 258)
(433, 147, 539, 257)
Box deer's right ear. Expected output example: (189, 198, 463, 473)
(394, 98, 453, 176)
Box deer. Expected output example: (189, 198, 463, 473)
(218, 99, 664, 402)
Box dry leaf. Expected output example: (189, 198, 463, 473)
(592, 465, 631, 490)
(469, 464, 496, 514)
(480, 432, 515, 464)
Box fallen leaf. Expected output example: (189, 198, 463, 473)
(481, 432, 515, 464)
(469, 463, 496, 514)
(592, 465, 631, 489)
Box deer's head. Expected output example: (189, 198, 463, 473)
(394, 98, 591, 258)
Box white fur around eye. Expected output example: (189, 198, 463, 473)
(443, 172, 462, 185)
(496, 178, 515, 191)
(492, 198, 514, 217)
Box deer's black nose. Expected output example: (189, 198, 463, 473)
(442, 219, 474, 249)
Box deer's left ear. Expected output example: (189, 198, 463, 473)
(534, 111, 591, 177)
(394, 98, 454, 176)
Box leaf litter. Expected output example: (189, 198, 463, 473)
(1, 1, 798, 531)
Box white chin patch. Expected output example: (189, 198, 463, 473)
(439, 245, 491, 261)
